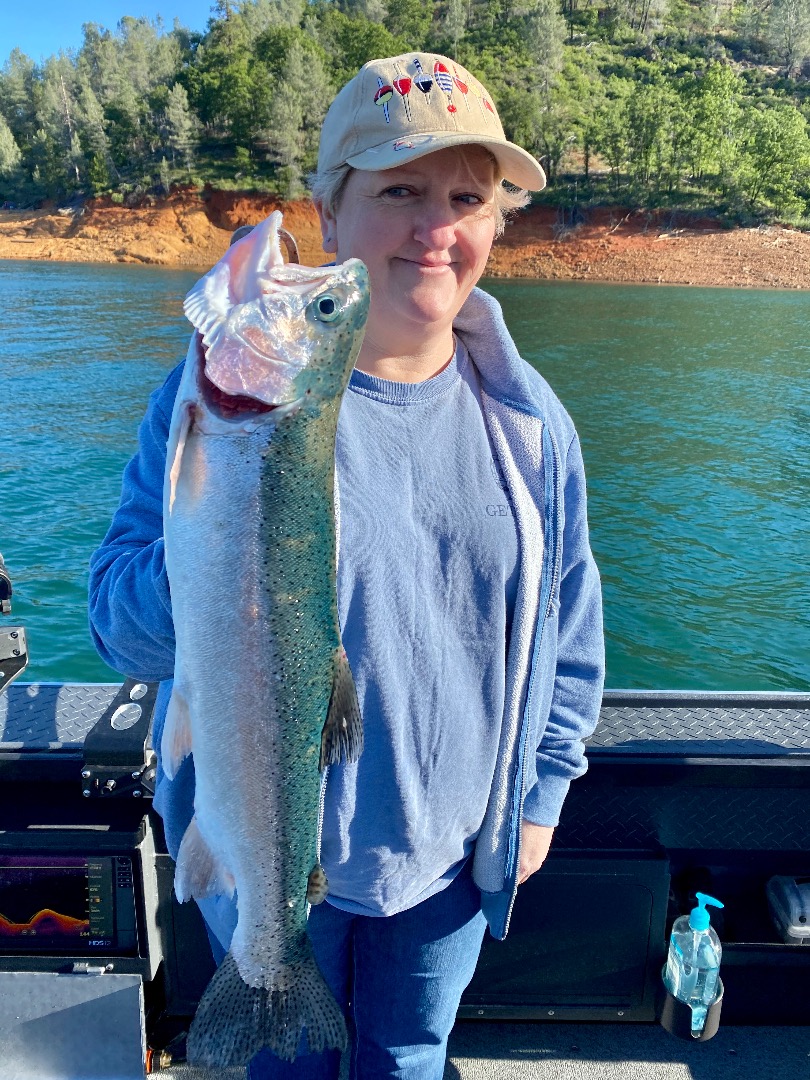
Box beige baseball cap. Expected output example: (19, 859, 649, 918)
(317, 52, 546, 191)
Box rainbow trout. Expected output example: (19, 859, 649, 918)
(161, 211, 368, 1066)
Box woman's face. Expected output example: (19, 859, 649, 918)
(316, 146, 497, 356)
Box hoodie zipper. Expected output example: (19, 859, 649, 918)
(316, 767, 328, 865)
(501, 424, 562, 937)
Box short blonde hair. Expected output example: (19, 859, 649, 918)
(308, 152, 529, 239)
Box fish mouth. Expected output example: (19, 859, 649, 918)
(199, 364, 280, 421)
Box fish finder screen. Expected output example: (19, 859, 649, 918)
(0, 855, 135, 954)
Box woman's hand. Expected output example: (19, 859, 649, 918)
(517, 822, 555, 885)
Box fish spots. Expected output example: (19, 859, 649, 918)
(167, 221, 367, 1066)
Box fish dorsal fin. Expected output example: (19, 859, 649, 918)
(320, 647, 363, 770)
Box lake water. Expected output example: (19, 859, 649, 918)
(0, 261, 807, 691)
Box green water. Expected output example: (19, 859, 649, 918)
(487, 279, 810, 691)
(1, 262, 807, 690)
(0, 260, 199, 683)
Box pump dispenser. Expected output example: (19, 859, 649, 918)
(664, 893, 724, 1035)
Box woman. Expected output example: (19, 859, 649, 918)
(89, 52, 604, 1080)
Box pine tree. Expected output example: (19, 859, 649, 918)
(0, 113, 22, 180)
(239, 0, 307, 38)
(768, 0, 810, 75)
(78, 23, 123, 106)
(117, 15, 181, 97)
(0, 49, 38, 150)
(36, 56, 85, 189)
(524, 0, 566, 94)
(266, 39, 332, 197)
(443, 0, 469, 51)
(165, 82, 198, 166)
(106, 80, 145, 171)
(88, 151, 111, 194)
(159, 154, 172, 195)
(76, 78, 110, 160)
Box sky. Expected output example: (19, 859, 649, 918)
(0, 2, 218, 67)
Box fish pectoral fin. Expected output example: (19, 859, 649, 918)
(306, 863, 329, 905)
(160, 686, 193, 780)
(167, 402, 193, 514)
(174, 815, 235, 903)
(319, 647, 363, 770)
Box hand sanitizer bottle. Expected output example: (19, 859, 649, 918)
(664, 892, 724, 1035)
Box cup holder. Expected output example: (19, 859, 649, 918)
(659, 973, 723, 1042)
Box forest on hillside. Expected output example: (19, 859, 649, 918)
(1, 0, 809, 221)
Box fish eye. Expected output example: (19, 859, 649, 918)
(310, 293, 343, 323)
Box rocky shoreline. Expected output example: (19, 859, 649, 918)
(2, 188, 810, 289)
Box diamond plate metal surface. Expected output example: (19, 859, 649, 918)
(589, 693, 810, 756)
(557, 785, 810, 850)
(0, 683, 120, 749)
(564, 693, 810, 850)
(2, 686, 809, 764)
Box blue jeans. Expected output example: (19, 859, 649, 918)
(201, 861, 487, 1080)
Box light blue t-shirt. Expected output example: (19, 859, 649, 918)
(323, 343, 520, 916)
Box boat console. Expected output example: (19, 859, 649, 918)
(0, 680, 808, 1075)
(0, 679, 215, 1076)
(463, 690, 810, 1030)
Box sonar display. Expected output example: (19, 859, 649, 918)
(0, 856, 91, 950)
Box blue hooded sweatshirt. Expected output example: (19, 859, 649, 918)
(88, 286, 604, 941)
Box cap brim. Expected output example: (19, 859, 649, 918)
(346, 131, 546, 191)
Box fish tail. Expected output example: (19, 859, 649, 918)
(187, 952, 347, 1067)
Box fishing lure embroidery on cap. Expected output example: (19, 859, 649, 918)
(411, 57, 433, 103)
(374, 76, 394, 123)
(393, 62, 413, 122)
(433, 60, 457, 118)
(452, 65, 471, 111)
(468, 79, 485, 117)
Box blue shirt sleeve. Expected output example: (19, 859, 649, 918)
(522, 430, 605, 828)
(87, 364, 183, 682)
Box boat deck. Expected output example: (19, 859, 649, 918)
(156, 1021, 810, 1079)
(446, 1020, 810, 1079)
